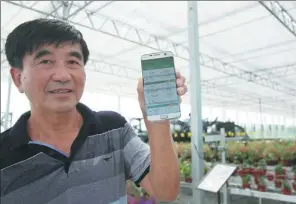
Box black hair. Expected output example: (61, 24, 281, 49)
(5, 18, 89, 69)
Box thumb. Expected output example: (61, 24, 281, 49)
(137, 77, 144, 93)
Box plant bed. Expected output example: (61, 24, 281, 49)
(176, 140, 296, 167)
(175, 140, 296, 195)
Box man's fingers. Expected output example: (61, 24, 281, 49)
(137, 78, 144, 92)
(176, 76, 186, 87)
(177, 85, 188, 96)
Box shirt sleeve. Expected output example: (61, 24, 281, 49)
(122, 122, 151, 186)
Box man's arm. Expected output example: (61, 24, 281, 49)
(122, 120, 179, 201)
(139, 119, 180, 201)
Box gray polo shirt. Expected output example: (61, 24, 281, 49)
(0, 103, 151, 204)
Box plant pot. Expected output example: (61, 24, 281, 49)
(275, 174, 286, 180)
(185, 177, 192, 183)
(275, 180, 282, 188)
(267, 174, 274, 181)
(242, 183, 251, 189)
(238, 170, 246, 177)
(281, 188, 292, 195)
(257, 185, 266, 192)
(244, 168, 252, 174)
(258, 169, 267, 176)
(250, 169, 257, 176)
(254, 176, 260, 185)
(205, 157, 212, 162)
(283, 160, 292, 167)
(267, 160, 278, 166)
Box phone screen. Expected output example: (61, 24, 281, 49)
(142, 56, 180, 117)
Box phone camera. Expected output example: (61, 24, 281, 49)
(164, 53, 166, 55)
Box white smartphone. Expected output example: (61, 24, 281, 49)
(141, 51, 181, 122)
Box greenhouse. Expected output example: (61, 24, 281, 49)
(1, 1, 296, 204)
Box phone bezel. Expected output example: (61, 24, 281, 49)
(141, 51, 181, 122)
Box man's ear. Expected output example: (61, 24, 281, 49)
(10, 68, 24, 93)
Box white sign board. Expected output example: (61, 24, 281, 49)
(197, 164, 237, 193)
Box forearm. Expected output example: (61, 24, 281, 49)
(145, 119, 180, 201)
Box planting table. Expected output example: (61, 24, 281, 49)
(181, 182, 296, 204)
(229, 187, 296, 204)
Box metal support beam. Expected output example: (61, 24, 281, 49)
(258, 1, 296, 38)
(1, 35, 294, 110)
(62, 1, 72, 20)
(188, 2, 205, 204)
(4, 1, 295, 96)
(203, 63, 296, 88)
(48, 1, 65, 19)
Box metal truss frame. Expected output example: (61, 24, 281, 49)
(4, 1, 296, 97)
(203, 63, 296, 88)
(258, 1, 296, 38)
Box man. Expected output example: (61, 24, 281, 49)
(0, 19, 187, 204)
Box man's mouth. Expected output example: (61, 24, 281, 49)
(48, 89, 72, 93)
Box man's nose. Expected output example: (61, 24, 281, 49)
(51, 64, 72, 82)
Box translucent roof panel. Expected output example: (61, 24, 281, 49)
(1, 1, 296, 114)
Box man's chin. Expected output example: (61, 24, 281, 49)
(48, 102, 78, 113)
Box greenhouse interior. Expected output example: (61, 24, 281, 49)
(1, 1, 296, 204)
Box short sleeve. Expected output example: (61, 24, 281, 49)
(122, 123, 151, 186)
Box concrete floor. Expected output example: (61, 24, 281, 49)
(168, 191, 287, 204)
(159, 187, 291, 204)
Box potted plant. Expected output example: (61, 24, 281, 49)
(180, 160, 192, 183)
(274, 164, 286, 180)
(179, 146, 191, 162)
(263, 146, 280, 166)
(203, 145, 216, 162)
(280, 150, 293, 167)
(257, 176, 266, 192)
(256, 159, 267, 176)
(245, 158, 255, 174)
(241, 174, 251, 189)
(281, 180, 292, 195)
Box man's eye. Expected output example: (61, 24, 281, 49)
(69, 60, 79, 65)
(40, 60, 51, 64)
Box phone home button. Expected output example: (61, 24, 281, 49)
(160, 115, 168, 119)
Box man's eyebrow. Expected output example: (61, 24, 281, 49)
(33, 50, 52, 60)
(69, 51, 83, 61)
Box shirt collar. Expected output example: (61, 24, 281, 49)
(8, 103, 99, 150)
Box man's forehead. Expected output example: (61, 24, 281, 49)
(32, 42, 82, 55)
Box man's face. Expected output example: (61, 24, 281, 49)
(10, 42, 86, 113)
